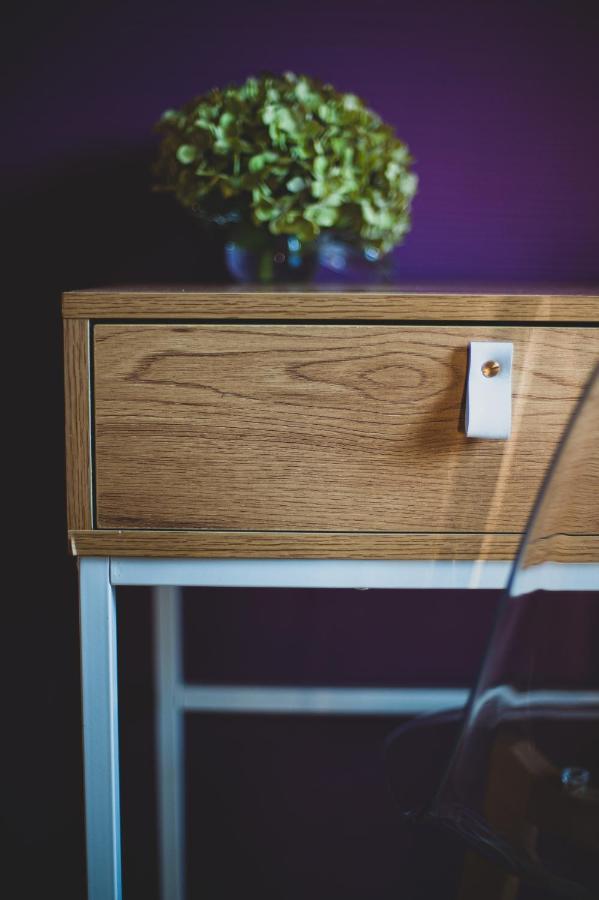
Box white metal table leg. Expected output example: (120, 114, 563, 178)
(79, 557, 122, 900)
(154, 586, 185, 900)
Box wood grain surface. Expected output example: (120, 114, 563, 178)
(68, 529, 522, 559)
(63, 319, 93, 529)
(93, 323, 599, 535)
(520, 367, 599, 567)
(62, 288, 599, 322)
(68, 530, 599, 561)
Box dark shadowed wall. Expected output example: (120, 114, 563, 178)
(3, 2, 598, 898)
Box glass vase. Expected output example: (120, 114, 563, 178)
(224, 225, 318, 284)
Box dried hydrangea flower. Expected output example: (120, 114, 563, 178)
(155, 72, 417, 255)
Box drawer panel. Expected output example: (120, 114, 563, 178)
(93, 324, 599, 533)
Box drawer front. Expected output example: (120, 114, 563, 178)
(93, 324, 599, 533)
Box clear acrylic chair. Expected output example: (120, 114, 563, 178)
(387, 363, 599, 900)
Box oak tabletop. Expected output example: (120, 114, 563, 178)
(62, 284, 599, 322)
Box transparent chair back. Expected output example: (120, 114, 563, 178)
(422, 364, 599, 898)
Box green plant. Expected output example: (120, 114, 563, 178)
(155, 72, 417, 255)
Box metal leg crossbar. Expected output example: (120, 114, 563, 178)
(79, 557, 598, 900)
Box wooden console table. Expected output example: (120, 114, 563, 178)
(63, 287, 599, 900)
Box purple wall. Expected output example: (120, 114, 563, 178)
(6, 0, 599, 285)
(4, 2, 599, 898)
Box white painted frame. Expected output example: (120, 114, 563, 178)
(79, 558, 122, 900)
(111, 557, 513, 590)
(78, 556, 599, 900)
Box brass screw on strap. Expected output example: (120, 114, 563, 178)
(481, 360, 501, 378)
